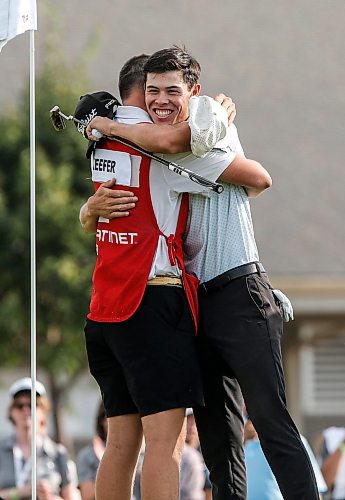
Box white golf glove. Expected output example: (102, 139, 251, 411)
(272, 289, 294, 322)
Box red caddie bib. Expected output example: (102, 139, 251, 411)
(87, 138, 199, 330)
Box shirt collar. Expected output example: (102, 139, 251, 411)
(0, 434, 58, 459)
(40, 435, 59, 458)
(115, 105, 152, 123)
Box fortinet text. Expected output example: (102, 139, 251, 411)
(96, 229, 138, 245)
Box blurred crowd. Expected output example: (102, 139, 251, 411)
(1, 378, 344, 500)
(0, 378, 80, 500)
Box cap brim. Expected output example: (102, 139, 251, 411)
(9, 377, 47, 397)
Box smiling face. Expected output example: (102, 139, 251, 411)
(145, 70, 200, 125)
(10, 394, 33, 430)
(9, 391, 49, 435)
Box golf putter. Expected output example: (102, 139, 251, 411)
(49, 105, 223, 193)
(49, 106, 102, 138)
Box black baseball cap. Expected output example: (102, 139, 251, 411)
(74, 91, 121, 158)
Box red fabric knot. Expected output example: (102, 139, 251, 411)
(166, 234, 177, 266)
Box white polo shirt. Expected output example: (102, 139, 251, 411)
(96, 105, 236, 279)
(184, 124, 260, 284)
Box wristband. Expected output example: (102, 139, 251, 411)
(9, 489, 19, 500)
(339, 442, 345, 455)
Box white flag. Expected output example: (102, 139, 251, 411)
(0, 0, 37, 52)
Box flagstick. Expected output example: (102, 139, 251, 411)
(30, 28, 37, 500)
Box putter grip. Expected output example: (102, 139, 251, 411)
(92, 129, 103, 139)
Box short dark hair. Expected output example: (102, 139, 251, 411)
(118, 54, 150, 101)
(143, 45, 201, 89)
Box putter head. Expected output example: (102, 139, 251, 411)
(50, 106, 66, 131)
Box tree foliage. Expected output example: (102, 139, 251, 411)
(0, 51, 96, 411)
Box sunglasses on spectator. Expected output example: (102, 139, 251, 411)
(12, 402, 40, 410)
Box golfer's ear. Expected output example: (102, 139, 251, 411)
(191, 83, 201, 96)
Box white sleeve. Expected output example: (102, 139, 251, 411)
(215, 123, 244, 155)
(161, 148, 237, 194)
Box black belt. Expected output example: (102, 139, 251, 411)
(200, 262, 266, 294)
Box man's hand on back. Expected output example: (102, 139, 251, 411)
(79, 178, 138, 233)
(214, 94, 236, 125)
(87, 179, 138, 219)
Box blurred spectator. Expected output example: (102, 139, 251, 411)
(244, 412, 327, 500)
(317, 426, 345, 499)
(129, 443, 145, 500)
(203, 468, 212, 500)
(180, 409, 209, 500)
(300, 437, 328, 499)
(76, 402, 107, 500)
(0, 377, 80, 500)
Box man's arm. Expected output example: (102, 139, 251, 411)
(79, 202, 98, 234)
(86, 96, 236, 154)
(79, 179, 138, 233)
(86, 116, 191, 153)
(320, 439, 345, 489)
(218, 155, 272, 197)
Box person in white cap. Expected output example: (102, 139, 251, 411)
(83, 45, 319, 500)
(7, 377, 47, 399)
(0, 378, 80, 500)
(79, 48, 270, 500)
(317, 426, 345, 499)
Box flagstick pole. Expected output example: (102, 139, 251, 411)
(30, 28, 37, 500)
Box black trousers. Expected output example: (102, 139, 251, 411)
(193, 272, 319, 500)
